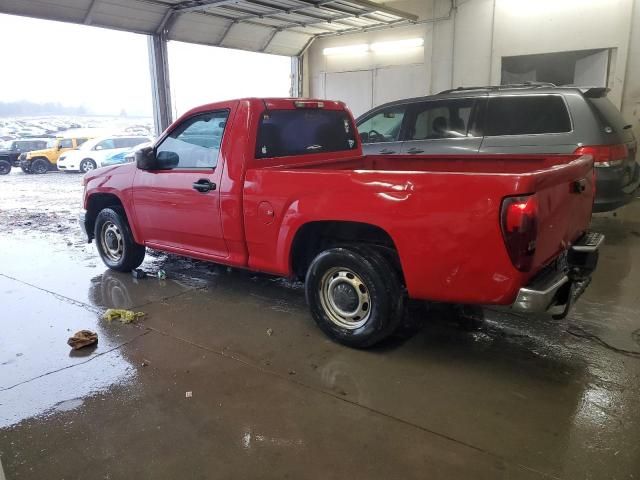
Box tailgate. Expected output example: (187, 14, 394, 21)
(529, 155, 595, 271)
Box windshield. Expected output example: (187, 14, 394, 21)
(79, 138, 100, 151)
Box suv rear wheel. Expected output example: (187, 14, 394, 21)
(80, 158, 97, 173)
(305, 246, 405, 348)
(31, 158, 50, 174)
(94, 208, 146, 272)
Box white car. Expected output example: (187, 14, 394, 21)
(57, 135, 151, 173)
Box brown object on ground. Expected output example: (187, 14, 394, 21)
(67, 330, 98, 350)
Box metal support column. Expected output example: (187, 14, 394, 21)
(148, 34, 173, 135)
(290, 56, 302, 98)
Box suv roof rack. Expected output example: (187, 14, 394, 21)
(438, 82, 557, 95)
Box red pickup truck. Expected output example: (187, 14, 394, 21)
(81, 98, 603, 347)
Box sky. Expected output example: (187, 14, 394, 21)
(0, 14, 291, 117)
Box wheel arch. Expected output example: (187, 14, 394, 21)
(288, 220, 403, 282)
(85, 193, 138, 242)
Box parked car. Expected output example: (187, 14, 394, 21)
(356, 84, 639, 212)
(80, 97, 602, 348)
(57, 135, 151, 173)
(101, 142, 153, 168)
(20, 137, 90, 174)
(0, 139, 48, 175)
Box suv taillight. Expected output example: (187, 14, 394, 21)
(574, 144, 628, 167)
(500, 195, 538, 272)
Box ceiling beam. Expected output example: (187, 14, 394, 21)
(172, 0, 240, 13)
(340, 0, 418, 21)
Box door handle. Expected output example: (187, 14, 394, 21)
(406, 147, 424, 154)
(192, 179, 216, 193)
(378, 148, 396, 155)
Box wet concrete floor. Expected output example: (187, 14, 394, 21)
(1, 171, 639, 479)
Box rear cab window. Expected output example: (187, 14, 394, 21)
(256, 108, 358, 159)
(485, 95, 572, 136)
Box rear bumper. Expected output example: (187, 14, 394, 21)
(593, 162, 640, 212)
(511, 232, 603, 314)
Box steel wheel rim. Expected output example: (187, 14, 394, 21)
(81, 161, 95, 172)
(319, 267, 371, 329)
(100, 221, 124, 262)
(34, 162, 47, 174)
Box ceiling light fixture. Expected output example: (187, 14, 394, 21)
(322, 44, 369, 56)
(370, 38, 424, 53)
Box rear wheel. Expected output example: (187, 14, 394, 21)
(0, 160, 10, 175)
(80, 158, 97, 173)
(94, 208, 146, 272)
(305, 246, 405, 348)
(31, 158, 50, 174)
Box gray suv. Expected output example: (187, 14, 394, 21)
(356, 84, 639, 212)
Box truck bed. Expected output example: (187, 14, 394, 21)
(244, 153, 595, 305)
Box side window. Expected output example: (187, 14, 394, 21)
(94, 139, 115, 150)
(75, 138, 88, 147)
(59, 139, 73, 148)
(485, 96, 571, 136)
(407, 99, 475, 140)
(156, 111, 229, 169)
(357, 106, 406, 144)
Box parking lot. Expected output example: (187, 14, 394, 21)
(0, 170, 638, 479)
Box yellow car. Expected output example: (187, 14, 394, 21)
(20, 137, 91, 174)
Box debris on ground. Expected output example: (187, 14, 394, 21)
(288, 370, 296, 375)
(131, 268, 147, 279)
(67, 330, 98, 350)
(142, 359, 150, 367)
(102, 308, 146, 324)
(185, 391, 193, 398)
(157, 269, 167, 280)
(266, 328, 273, 336)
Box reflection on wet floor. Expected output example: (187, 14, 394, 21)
(1, 172, 639, 479)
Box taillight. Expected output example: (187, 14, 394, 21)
(574, 144, 628, 167)
(500, 195, 538, 272)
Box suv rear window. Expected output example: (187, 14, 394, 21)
(256, 109, 358, 159)
(486, 95, 571, 136)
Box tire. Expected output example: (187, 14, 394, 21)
(80, 158, 97, 173)
(305, 246, 405, 348)
(21, 165, 31, 174)
(31, 158, 50, 174)
(94, 207, 146, 272)
(0, 160, 10, 175)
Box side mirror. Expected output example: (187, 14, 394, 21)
(95, 145, 103, 151)
(135, 147, 157, 170)
(57, 144, 63, 150)
(359, 132, 369, 143)
(156, 150, 179, 170)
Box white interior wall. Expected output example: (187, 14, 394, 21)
(305, 0, 638, 123)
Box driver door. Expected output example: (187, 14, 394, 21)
(132, 110, 229, 258)
(356, 105, 407, 156)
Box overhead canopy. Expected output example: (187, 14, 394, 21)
(0, 0, 419, 56)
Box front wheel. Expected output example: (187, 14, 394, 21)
(305, 246, 405, 348)
(80, 158, 97, 173)
(94, 208, 146, 272)
(0, 160, 10, 175)
(31, 158, 50, 174)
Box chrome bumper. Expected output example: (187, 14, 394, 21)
(512, 274, 570, 313)
(511, 231, 604, 315)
